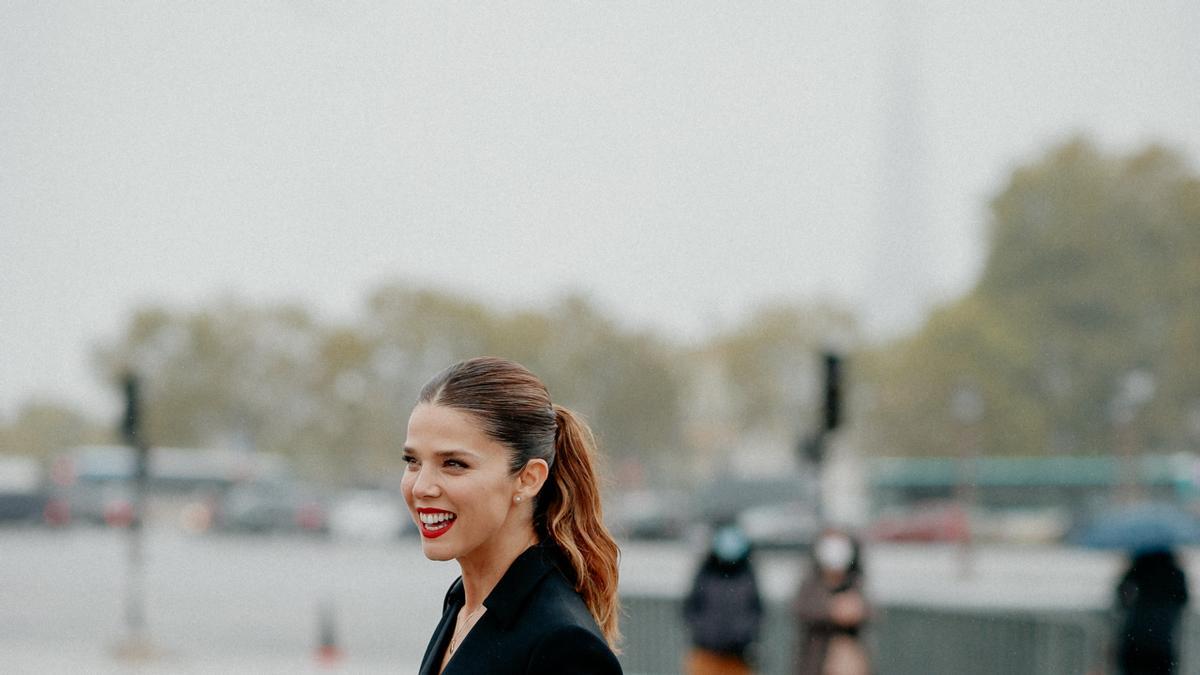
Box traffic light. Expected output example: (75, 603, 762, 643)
(121, 373, 141, 448)
(822, 351, 843, 432)
(799, 352, 845, 467)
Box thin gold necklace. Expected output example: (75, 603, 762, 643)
(448, 605, 486, 655)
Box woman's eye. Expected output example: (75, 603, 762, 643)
(402, 455, 418, 468)
(445, 459, 467, 469)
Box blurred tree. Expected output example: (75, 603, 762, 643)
(0, 401, 111, 458)
(865, 138, 1200, 457)
(94, 298, 329, 468)
(93, 286, 688, 484)
(519, 294, 685, 471)
(706, 302, 859, 439)
(362, 287, 686, 478)
(673, 302, 860, 482)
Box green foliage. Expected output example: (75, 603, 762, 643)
(866, 138, 1200, 457)
(20, 135, 1199, 473)
(72, 279, 860, 485)
(94, 298, 330, 469)
(704, 302, 858, 436)
(89, 287, 692, 483)
(0, 401, 111, 458)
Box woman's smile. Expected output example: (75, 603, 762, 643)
(418, 507, 457, 539)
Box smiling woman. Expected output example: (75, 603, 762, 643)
(402, 356, 622, 675)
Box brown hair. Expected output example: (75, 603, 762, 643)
(418, 356, 622, 648)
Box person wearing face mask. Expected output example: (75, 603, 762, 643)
(793, 529, 871, 675)
(681, 523, 764, 675)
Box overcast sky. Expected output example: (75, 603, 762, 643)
(2, 1, 1197, 419)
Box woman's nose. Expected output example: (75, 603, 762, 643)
(411, 466, 441, 498)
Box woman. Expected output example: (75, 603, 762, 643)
(403, 357, 623, 674)
(682, 523, 764, 675)
(794, 529, 871, 675)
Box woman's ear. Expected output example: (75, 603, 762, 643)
(517, 458, 550, 499)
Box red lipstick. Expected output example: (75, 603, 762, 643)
(416, 508, 457, 539)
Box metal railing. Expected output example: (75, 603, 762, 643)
(620, 595, 1200, 675)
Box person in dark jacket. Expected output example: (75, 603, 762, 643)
(682, 523, 764, 675)
(404, 358, 622, 674)
(1114, 547, 1190, 675)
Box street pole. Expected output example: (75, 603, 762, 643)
(1110, 370, 1155, 505)
(801, 352, 844, 525)
(951, 384, 984, 580)
(116, 372, 154, 660)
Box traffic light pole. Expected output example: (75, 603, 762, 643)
(801, 352, 843, 524)
(117, 373, 154, 659)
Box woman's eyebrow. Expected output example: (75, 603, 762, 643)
(403, 447, 480, 459)
(434, 449, 480, 459)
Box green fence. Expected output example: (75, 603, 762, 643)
(620, 595, 1199, 675)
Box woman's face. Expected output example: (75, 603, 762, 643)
(401, 403, 526, 563)
(815, 533, 854, 573)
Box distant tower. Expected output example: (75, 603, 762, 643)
(864, 2, 935, 338)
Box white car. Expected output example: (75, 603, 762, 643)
(737, 500, 821, 550)
(327, 489, 408, 542)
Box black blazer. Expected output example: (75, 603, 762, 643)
(417, 542, 622, 674)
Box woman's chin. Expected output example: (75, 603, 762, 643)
(420, 542, 455, 561)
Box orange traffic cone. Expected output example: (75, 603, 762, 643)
(315, 600, 343, 666)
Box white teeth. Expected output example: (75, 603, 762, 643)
(419, 512, 456, 525)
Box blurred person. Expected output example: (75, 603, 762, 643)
(794, 529, 871, 675)
(682, 523, 765, 675)
(1113, 547, 1189, 675)
(403, 357, 622, 674)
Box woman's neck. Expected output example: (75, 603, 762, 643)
(457, 528, 540, 610)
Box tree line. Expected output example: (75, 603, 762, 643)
(2, 137, 1198, 482)
(862, 138, 1200, 459)
(7, 289, 847, 486)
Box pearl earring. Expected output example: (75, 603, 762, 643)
(515, 495, 523, 503)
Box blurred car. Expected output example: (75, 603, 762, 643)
(973, 507, 1070, 544)
(606, 489, 691, 541)
(328, 488, 410, 541)
(691, 473, 817, 525)
(214, 480, 328, 535)
(45, 445, 299, 530)
(0, 455, 50, 525)
(1066, 501, 1200, 551)
(45, 481, 135, 527)
(868, 501, 969, 543)
(737, 500, 821, 550)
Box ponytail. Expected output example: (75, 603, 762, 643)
(417, 357, 621, 648)
(539, 404, 622, 650)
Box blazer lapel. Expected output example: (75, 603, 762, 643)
(420, 544, 561, 674)
(439, 613, 494, 674)
(418, 580, 464, 675)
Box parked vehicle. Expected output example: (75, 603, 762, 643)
(1066, 501, 1200, 550)
(214, 479, 328, 535)
(737, 499, 820, 550)
(691, 473, 817, 525)
(868, 501, 969, 543)
(678, 473, 821, 550)
(46, 445, 292, 529)
(0, 455, 49, 525)
(328, 488, 410, 541)
(606, 489, 691, 541)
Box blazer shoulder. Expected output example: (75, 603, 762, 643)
(528, 623, 622, 674)
(523, 569, 602, 633)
